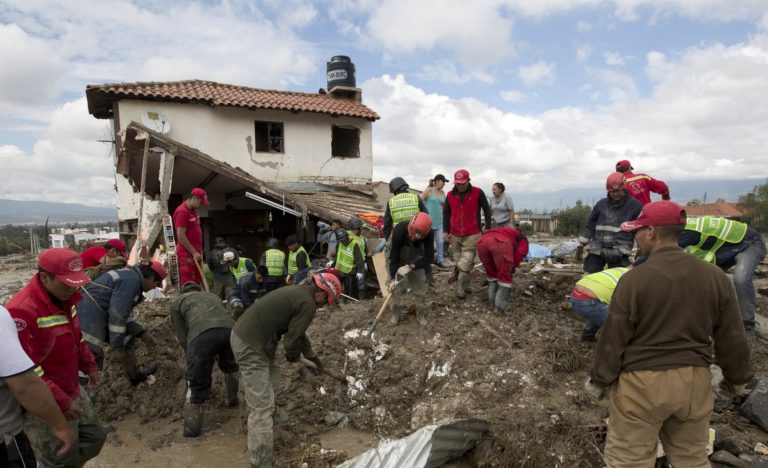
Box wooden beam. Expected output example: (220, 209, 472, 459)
(197, 171, 218, 189)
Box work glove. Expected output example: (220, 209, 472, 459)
(229, 298, 244, 311)
(355, 272, 364, 281)
(307, 356, 323, 376)
(388, 280, 398, 292)
(584, 377, 607, 400)
(326, 260, 334, 268)
(397, 265, 413, 277)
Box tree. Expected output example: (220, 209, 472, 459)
(554, 200, 591, 236)
(688, 199, 702, 206)
(739, 181, 768, 232)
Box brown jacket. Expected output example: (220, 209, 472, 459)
(590, 246, 751, 387)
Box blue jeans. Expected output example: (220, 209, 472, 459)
(433, 228, 444, 263)
(570, 297, 608, 338)
(733, 238, 767, 329)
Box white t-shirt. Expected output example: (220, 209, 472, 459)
(0, 305, 33, 378)
(491, 192, 515, 225)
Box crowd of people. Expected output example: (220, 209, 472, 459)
(1, 159, 766, 467)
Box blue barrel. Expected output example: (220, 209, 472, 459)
(327, 56, 356, 89)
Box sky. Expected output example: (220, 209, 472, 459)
(1, 0, 767, 208)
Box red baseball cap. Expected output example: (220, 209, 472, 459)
(616, 160, 633, 171)
(148, 260, 167, 280)
(191, 187, 209, 205)
(621, 201, 686, 232)
(106, 239, 126, 256)
(38, 248, 91, 287)
(453, 169, 470, 184)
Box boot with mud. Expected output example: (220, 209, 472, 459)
(456, 272, 468, 298)
(487, 280, 498, 312)
(389, 309, 401, 325)
(183, 402, 204, 437)
(114, 348, 157, 386)
(224, 372, 239, 407)
(415, 307, 428, 326)
(494, 285, 512, 316)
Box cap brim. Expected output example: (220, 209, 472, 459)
(453, 178, 468, 184)
(57, 271, 91, 287)
(620, 220, 646, 232)
(201, 198, 210, 205)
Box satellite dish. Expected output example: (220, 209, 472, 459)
(141, 111, 171, 134)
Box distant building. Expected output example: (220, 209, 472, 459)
(518, 213, 559, 234)
(49, 228, 119, 249)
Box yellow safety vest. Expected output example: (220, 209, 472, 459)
(287, 246, 308, 275)
(684, 216, 748, 264)
(348, 231, 366, 257)
(575, 267, 629, 304)
(336, 242, 356, 274)
(229, 257, 252, 282)
(265, 249, 285, 276)
(388, 193, 420, 225)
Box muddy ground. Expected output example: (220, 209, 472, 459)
(2, 250, 768, 467)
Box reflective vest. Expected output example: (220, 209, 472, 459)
(388, 193, 420, 225)
(576, 267, 629, 304)
(287, 246, 308, 275)
(348, 231, 366, 257)
(229, 257, 252, 282)
(684, 216, 748, 264)
(265, 249, 285, 276)
(336, 242, 356, 274)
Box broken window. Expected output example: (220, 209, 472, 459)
(254, 121, 284, 153)
(331, 125, 360, 158)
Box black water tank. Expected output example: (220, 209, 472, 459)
(327, 56, 356, 90)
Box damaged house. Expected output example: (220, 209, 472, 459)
(85, 56, 381, 265)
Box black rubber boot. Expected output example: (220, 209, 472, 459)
(494, 286, 512, 315)
(183, 402, 204, 437)
(225, 372, 239, 407)
(487, 280, 498, 312)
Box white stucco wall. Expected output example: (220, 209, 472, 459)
(117, 100, 373, 184)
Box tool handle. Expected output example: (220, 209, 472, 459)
(194, 259, 210, 292)
(299, 357, 347, 384)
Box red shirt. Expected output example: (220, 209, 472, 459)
(80, 246, 108, 268)
(623, 170, 669, 206)
(6, 275, 99, 411)
(173, 201, 202, 256)
(485, 228, 529, 268)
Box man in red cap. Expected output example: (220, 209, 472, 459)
(5, 248, 106, 466)
(174, 188, 209, 286)
(80, 239, 128, 279)
(615, 159, 670, 206)
(443, 169, 492, 298)
(586, 201, 751, 466)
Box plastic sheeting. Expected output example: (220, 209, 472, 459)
(337, 418, 488, 468)
(550, 240, 580, 258)
(525, 243, 551, 261)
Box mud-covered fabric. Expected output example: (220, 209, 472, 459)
(186, 328, 238, 404)
(578, 195, 642, 257)
(450, 233, 480, 273)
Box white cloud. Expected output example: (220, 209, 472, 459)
(612, 0, 768, 23)
(603, 51, 626, 66)
(499, 90, 528, 102)
(518, 61, 556, 86)
(576, 45, 593, 63)
(417, 60, 496, 85)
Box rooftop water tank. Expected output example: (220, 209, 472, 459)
(327, 56, 356, 90)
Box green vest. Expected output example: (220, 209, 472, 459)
(287, 246, 308, 275)
(388, 193, 420, 224)
(576, 267, 629, 304)
(229, 257, 252, 282)
(336, 242, 356, 274)
(684, 216, 748, 264)
(348, 231, 366, 257)
(265, 249, 285, 276)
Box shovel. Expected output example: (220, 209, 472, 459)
(299, 356, 348, 384)
(367, 292, 394, 337)
(194, 259, 210, 292)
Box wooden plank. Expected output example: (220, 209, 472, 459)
(371, 252, 389, 297)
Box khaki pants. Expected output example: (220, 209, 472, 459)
(604, 366, 713, 468)
(24, 388, 105, 468)
(450, 233, 480, 273)
(231, 332, 281, 468)
(391, 269, 427, 311)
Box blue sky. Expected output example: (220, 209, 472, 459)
(0, 0, 767, 207)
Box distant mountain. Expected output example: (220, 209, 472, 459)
(510, 178, 764, 212)
(0, 199, 116, 224)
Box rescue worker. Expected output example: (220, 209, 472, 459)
(678, 216, 766, 335)
(577, 172, 642, 273)
(170, 282, 239, 438)
(587, 201, 751, 466)
(347, 218, 367, 295)
(6, 248, 106, 467)
(257, 238, 285, 293)
(443, 169, 492, 298)
(331, 228, 365, 300)
(285, 234, 310, 285)
(77, 261, 167, 385)
(1, 304, 75, 467)
(208, 237, 235, 300)
(615, 159, 670, 206)
(228, 273, 262, 320)
(226, 250, 256, 286)
(477, 227, 529, 316)
(80, 239, 128, 280)
(382, 177, 427, 239)
(388, 213, 435, 325)
(570, 267, 629, 341)
(230, 273, 341, 468)
(173, 187, 208, 286)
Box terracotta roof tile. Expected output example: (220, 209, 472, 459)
(684, 202, 744, 218)
(86, 80, 379, 121)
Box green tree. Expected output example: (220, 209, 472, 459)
(554, 200, 591, 236)
(739, 181, 768, 232)
(688, 198, 702, 206)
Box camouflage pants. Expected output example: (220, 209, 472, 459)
(450, 233, 480, 273)
(24, 388, 105, 468)
(230, 332, 281, 468)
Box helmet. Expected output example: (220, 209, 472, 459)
(266, 238, 279, 249)
(606, 172, 626, 192)
(222, 250, 236, 264)
(348, 218, 363, 230)
(407, 212, 433, 241)
(182, 281, 202, 293)
(389, 177, 409, 193)
(214, 236, 227, 248)
(312, 272, 342, 305)
(334, 228, 349, 242)
(285, 234, 299, 246)
(149, 260, 167, 280)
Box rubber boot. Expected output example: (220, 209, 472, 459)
(389, 309, 400, 325)
(119, 349, 157, 386)
(225, 372, 239, 407)
(487, 280, 498, 312)
(456, 272, 468, 298)
(183, 402, 204, 437)
(494, 286, 511, 316)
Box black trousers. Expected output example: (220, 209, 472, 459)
(186, 327, 239, 404)
(0, 431, 36, 468)
(583, 253, 631, 273)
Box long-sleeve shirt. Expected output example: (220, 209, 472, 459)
(578, 195, 642, 256)
(623, 170, 670, 206)
(170, 290, 234, 348)
(590, 246, 752, 387)
(389, 221, 434, 278)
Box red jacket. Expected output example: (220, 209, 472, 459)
(80, 246, 108, 268)
(623, 170, 669, 206)
(6, 275, 99, 411)
(444, 185, 492, 236)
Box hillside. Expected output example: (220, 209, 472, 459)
(0, 199, 116, 224)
